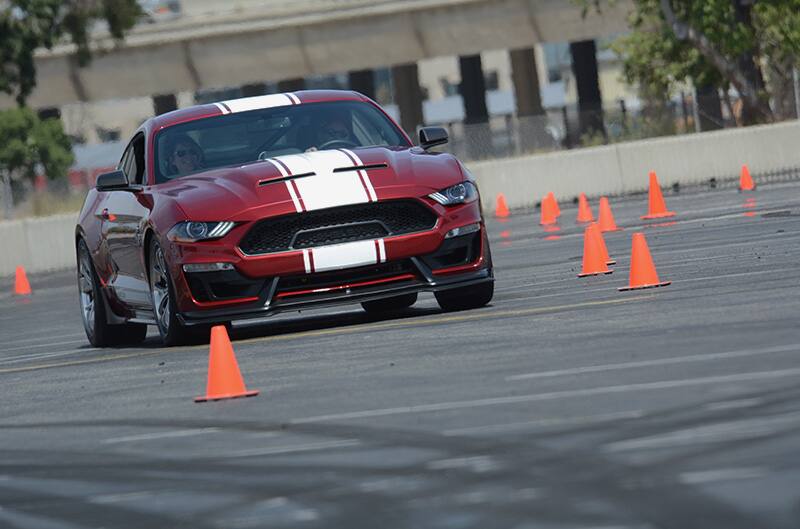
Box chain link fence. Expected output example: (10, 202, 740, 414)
(436, 98, 752, 163)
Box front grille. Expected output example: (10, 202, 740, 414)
(293, 222, 388, 249)
(239, 200, 437, 255)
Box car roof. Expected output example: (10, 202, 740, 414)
(146, 90, 370, 132)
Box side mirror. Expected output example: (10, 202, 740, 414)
(419, 127, 448, 150)
(96, 170, 132, 192)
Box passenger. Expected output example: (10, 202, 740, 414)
(166, 135, 204, 176)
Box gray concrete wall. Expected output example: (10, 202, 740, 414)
(469, 119, 800, 211)
(0, 214, 77, 277)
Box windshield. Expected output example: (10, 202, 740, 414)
(154, 100, 409, 183)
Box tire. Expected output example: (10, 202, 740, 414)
(434, 281, 494, 312)
(77, 239, 147, 347)
(148, 240, 204, 346)
(361, 293, 418, 314)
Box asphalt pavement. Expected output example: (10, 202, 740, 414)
(1, 179, 800, 528)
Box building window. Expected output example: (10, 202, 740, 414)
(484, 70, 499, 91)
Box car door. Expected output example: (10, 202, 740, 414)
(102, 133, 154, 309)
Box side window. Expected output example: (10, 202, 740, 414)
(119, 134, 146, 185)
(131, 134, 146, 185)
(118, 144, 133, 177)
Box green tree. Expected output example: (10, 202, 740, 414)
(611, 1, 729, 131)
(0, 107, 74, 218)
(1, 0, 141, 106)
(580, 0, 800, 125)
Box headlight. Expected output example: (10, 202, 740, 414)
(428, 181, 478, 206)
(167, 221, 235, 242)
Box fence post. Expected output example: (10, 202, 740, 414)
(793, 67, 800, 120)
(2, 170, 12, 220)
(561, 106, 572, 149)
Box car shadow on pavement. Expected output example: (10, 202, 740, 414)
(228, 306, 444, 344)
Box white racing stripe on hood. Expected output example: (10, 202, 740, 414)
(341, 148, 377, 202)
(274, 150, 377, 212)
(265, 158, 303, 213)
(219, 93, 298, 114)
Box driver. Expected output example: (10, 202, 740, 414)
(305, 112, 356, 152)
(166, 134, 204, 177)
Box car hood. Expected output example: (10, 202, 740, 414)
(158, 146, 465, 221)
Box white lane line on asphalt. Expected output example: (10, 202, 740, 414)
(2, 327, 85, 340)
(0, 508, 86, 529)
(291, 367, 800, 424)
(679, 467, 768, 485)
(678, 267, 799, 284)
(506, 343, 800, 381)
(605, 412, 800, 453)
(2, 330, 86, 344)
(101, 428, 222, 444)
(1, 339, 88, 354)
(704, 398, 763, 411)
(224, 439, 360, 458)
(89, 491, 156, 504)
(0, 347, 102, 365)
(426, 455, 500, 472)
(443, 410, 645, 436)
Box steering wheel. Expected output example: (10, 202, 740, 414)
(317, 139, 359, 150)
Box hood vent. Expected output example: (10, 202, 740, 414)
(257, 163, 387, 187)
(333, 163, 388, 173)
(258, 172, 315, 187)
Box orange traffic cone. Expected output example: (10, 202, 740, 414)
(540, 194, 557, 226)
(576, 193, 594, 223)
(546, 192, 561, 218)
(195, 325, 259, 402)
(578, 224, 614, 277)
(619, 233, 671, 291)
(641, 171, 675, 219)
(739, 164, 756, 191)
(14, 266, 32, 296)
(598, 197, 622, 232)
(495, 193, 510, 218)
(589, 223, 615, 265)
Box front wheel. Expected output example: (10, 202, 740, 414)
(149, 241, 205, 346)
(77, 239, 147, 347)
(434, 281, 494, 312)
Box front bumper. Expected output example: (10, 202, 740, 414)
(177, 260, 492, 326)
(170, 199, 492, 325)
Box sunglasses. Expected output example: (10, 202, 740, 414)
(175, 149, 199, 159)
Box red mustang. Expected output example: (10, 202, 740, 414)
(76, 90, 494, 346)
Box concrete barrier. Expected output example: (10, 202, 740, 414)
(0, 214, 77, 277)
(470, 119, 800, 211)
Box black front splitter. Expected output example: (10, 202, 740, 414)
(176, 267, 493, 327)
